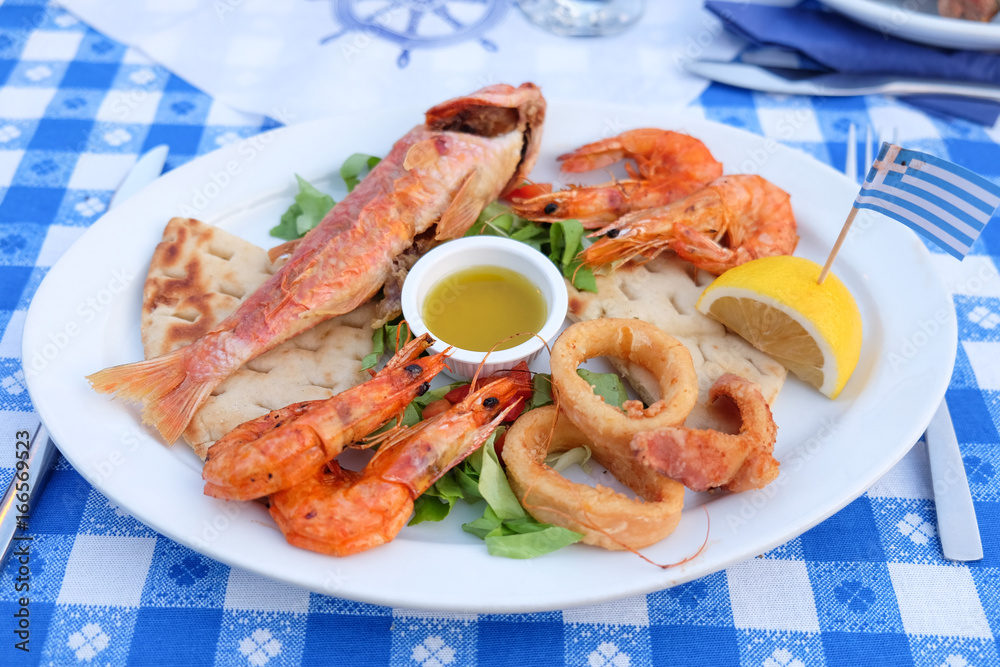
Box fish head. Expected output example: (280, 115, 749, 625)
(425, 83, 546, 197)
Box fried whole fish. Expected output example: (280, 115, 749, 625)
(88, 83, 546, 444)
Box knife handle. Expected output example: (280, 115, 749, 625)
(0, 424, 57, 570)
(885, 81, 1000, 103)
(925, 400, 983, 562)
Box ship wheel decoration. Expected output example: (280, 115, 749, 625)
(317, 0, 510, 68)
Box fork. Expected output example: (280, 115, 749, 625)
(845, 123, 982, 561)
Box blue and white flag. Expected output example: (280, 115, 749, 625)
(855, 143, 1000, 259)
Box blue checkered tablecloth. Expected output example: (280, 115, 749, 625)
(2, 0, 1000, 665)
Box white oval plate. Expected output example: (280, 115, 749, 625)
(822, 0, 1000, 50)
(23, 101, 955, 613)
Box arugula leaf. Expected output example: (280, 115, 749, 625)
(433, 472, 465, 502)
(270, 174, 336, 240)
(462, 202, 596, 291)
(563, 257, 598, 293)
(340, 153, 381, 192)
(530, 370, 627, 411)
(271, 153, 383, 241)
(549, 218, 583, 268)
(464, 201, 514, 237)
(530, 373, 554, 409)
(577, 368, 629, 409)
(294, 175, 336, 236)
(361, 320, 411, 371)
(548, 219, 597, 293)
(270, 206, 301, 241)
(511, 223, 546, 244)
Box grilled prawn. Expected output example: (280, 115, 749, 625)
(269, 374, 530, 556)
(201, 334, 449, 502)
(509, 129, 722, 228)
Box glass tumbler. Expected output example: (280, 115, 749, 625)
(517, 0, 645, 37)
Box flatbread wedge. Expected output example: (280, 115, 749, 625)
(141, 217, 374, 459)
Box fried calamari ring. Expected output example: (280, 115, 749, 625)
(632, 373, 779, 493)
(549, 318, 698, 453)
(504, 406, 685, 550)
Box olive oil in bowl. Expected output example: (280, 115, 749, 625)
(422, 266, 547, 352)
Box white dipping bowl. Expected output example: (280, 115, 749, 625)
(401, 236, 569, 381)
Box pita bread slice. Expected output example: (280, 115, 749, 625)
(142, 218, 374, 459)
(566, 255, 786, 431)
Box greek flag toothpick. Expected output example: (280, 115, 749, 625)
(819, 143, 1000, 284)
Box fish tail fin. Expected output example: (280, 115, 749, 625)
(87, 346, 217, 444)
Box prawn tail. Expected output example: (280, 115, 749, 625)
(557, 138, 624, 173)
(86, 346, 216, 444)
(671, 224, 734, 274)
(203, 482, 233, 499)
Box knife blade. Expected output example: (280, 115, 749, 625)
(685, 60, 1000, 103)
(925, 399, 983, 561)
(110, 144, 170, 208)
(0, 144, 170, 571)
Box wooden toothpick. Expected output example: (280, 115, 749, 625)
(817, 207, 859, 285)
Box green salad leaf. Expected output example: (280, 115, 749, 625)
(548, 219, 598, 293)
(270, 154, 382, 241)
(576, 368, 629, 409)
(530, 373, 554, 409)
(340, 153, 382, 192)
(545, 444, 592, 474)
(477, 427, 524, 521)
(484, 526, 585, 559)
(409, 430, 488, 527)
(462, 435, 583, 558)
(529, 370, 629, 411)
(270, 174, 336, 240)
(464, 202, 597, 292)
(361, 320, 411, 371)
(411, 471, 465, 524)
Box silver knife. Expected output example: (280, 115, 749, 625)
(0, 144, 169, 570)
(0, 423, 53, 569)
(685, 60, 1000, 102)
(925, 399, 983, 561)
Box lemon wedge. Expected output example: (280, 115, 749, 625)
(696, 256, 862, 399)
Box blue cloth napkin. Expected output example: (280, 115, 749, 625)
(705, 0, 1000, 125)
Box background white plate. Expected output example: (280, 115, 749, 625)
(22, 102, 955, 612)
(822, 0, 1000, 50)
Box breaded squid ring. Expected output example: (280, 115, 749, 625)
(549, 318, 698, 452)
(631, 373, 779, 493)
(503, 406, 685, 550)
